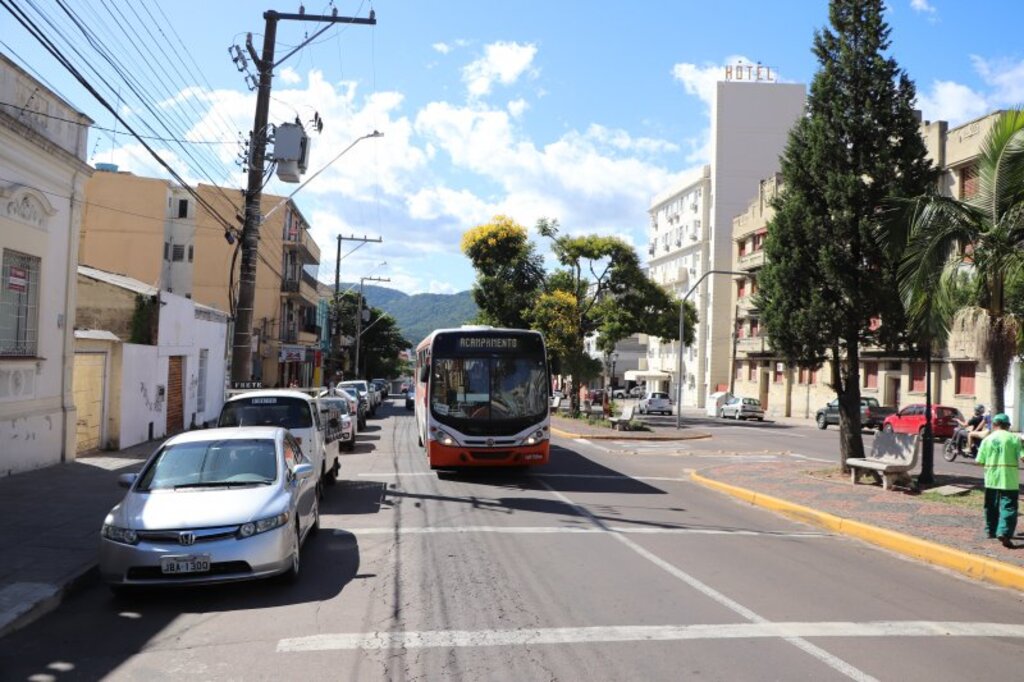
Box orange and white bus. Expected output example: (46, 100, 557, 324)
(414, 326, 550, 468)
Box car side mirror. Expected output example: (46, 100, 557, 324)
(118, 473, 138, 489)
(292, 462, 315, 480)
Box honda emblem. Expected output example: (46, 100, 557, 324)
(178, 531, 196, 546)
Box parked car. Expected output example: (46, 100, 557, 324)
(882, 404, 963, 440)
(628, 386, 644, 398)
(587, 388, 605, 402)
(371, 378, 390, 399)
(720, 396, 764, 421)
(217, 389, 335, 487)
(405, 388, 415, 410)
(611, 387, 628, 399)
(327, 387, 361, 435)
(339, 380, 377, 416)
(638, 392, 673, 415)
(317, 394, 355, 453)
(99, 427, 318, 591)
(815, 397, 897, 431)
(337, 386, 368, 430)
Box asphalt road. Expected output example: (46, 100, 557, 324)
(2, 401, 1023, 681)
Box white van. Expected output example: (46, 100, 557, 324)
(217, 390, 337, 488)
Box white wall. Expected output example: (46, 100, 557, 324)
(119, 344, 166, 448)
(156, 292, 227, 428)
(704, 81, 805, 406)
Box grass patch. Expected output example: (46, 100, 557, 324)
(920, 489, 985, 509)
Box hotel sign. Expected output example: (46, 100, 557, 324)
(723, 63, 776, 83)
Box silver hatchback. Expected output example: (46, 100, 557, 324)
(99, 427, 319, 591)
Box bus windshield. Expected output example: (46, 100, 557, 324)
(430, 356, 548, 420)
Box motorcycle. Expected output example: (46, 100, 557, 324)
(943, 428, 978, 462)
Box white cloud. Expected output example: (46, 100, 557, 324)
(585, 124, 679, 155)
(910, 0, 936, 13)
(507, 98, 529, 118)
(462, 41, 538, 98)
(432, 42, 452, 55)
(278, 67, 302, 85)
(429, 280, 459, 294)
(971, 55, 1024, 105)
(916, 80, 988, 125)
(407, 186, 495, 223)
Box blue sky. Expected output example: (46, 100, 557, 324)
(4, 0, 1022, 294)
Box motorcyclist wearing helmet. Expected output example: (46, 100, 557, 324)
(953, 404, 987, 453)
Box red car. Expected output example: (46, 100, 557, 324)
(881, 404, 964, 439)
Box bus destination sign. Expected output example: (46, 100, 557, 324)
(458, 337, 519, 350)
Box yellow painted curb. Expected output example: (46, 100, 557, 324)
(690, 470, 1024, 593)
(550, 426, 712, 441)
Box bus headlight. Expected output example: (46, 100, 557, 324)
(432, 429, 459, 447)
(523, 429, 547, 446)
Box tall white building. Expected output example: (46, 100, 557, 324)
(646, 78, 805, 408)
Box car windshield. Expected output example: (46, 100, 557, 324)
(136, 439, 277, 491)
(218, 396, 313, 429)
(430, 356, 548, 420)
(320, 398, 350, 416)
(650, 393, 669, 400)
(340, 381, 369, 393)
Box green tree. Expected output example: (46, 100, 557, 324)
(330, 292, 411, 379)
(758, 0, 935, 468)
(460, 215, 545, 328)
(534, 219, 695, 414)
(888, 109, 1024, 414)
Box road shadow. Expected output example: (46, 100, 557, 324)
(0, 530, 361, 680)
(323, 479, 386, 515)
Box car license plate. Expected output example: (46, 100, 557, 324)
(160, 554, 211, 574)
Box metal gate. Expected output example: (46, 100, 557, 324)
(166, 355, 184, 435)
(73, 352, 106, 452)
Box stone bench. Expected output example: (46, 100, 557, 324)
(847, 430, 919, 490)
(608, 404, 637, 431)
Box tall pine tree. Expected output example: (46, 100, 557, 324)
(758, 0, 935, 467)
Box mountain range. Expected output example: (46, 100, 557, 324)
(338, 283, 479, 346)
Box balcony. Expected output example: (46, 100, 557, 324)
(282, 226, 321, 264)
(738, 249, 765, 271)
(281, 327, 298, 344)
(736, 336, 767, 353)
(280, 271, 319, 304)
(736, 294, 758, 313)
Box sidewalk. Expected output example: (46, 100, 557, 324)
(0, 441, 156, 638)
(692, 459, 1024, 591)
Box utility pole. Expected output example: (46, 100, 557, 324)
(230, 8, 376, 385)
(331, 234, 382, 379)
(355, 275, 390, 378)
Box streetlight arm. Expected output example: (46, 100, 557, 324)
(676, 269, 748, 429)
(263, 131, 383, 221)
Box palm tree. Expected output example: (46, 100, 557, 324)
(890, 109, 1024, 414)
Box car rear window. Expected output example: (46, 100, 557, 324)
(651, 393, 669, 399)
(936, 407, 960, 419)
(743, 398, 760, 406)
(218, 396, 313, 429)
(862, 397, 880, 407)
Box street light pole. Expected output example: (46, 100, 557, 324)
(354, 275, 390, 377)
(676, 269, 747, 429)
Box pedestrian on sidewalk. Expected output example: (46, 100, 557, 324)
(975, 413, 1024, 547)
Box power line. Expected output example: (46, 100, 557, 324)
(0, 0, 238, 236)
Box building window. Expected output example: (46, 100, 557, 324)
(737, 281, 746, 298)
(164, 242, 170, 261)
(863, 361, 878, 389)
(959, 163, 979, 200)
(910, 362, 926, 392)
(177, 199, 188, 219)
(0, 250, 40, 357)
(187, 245, 194, 262)
(197, 349, 208, 412)
(172, 244, 185, 262)
(750, 319, 760, 337)
(747, 361, 756, 382)
(811, 367, 819, 385)
(955, 362, 976, 396)
(734, 362, 743, 381)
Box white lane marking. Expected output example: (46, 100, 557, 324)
(337, 526, 829, 538)
(789, 453, 834, 463)
(541, 482, 875, 682)
(356, 472, 689, 482)
(277, 621, 1024, 652)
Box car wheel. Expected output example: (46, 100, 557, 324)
(282, 524, 301, 583)
(717, 409, 724, 419)
(816, 414, 827, 430)
(311, 495, 321, 534)
(344, 440, 355, 452)
(757, 417, 764, 422)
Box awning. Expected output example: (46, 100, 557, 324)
(625, 369, 671, 381)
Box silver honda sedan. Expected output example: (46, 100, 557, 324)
(99, 426, 319, 591)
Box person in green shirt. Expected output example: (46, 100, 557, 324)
(975, 413, 1024, 547)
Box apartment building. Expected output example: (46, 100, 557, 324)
(79, 170, 323, 388)
(729, 110, 1015, 422)
(646, 79, 806, 408)
(0, 52, 93, 475)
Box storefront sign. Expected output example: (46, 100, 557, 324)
(231, 381, 263, 390)
(723, 63, 776, 82)
(279, 344, 305, 362)
(7, 266, 27, 293)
